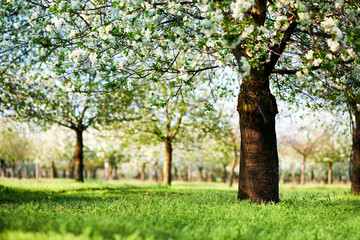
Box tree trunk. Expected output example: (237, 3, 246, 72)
(10, 161, 15, 178)
(229, 156, 237, 187)
(197, 166, 203, 182)
(301, 156, 306, 185)
(74, 129, 84, 182)
(351, 116, 360, 195)
(109, 163, 113, 180)
(154, 162, 159, 182)
(50, 161, 57, 179)
(187, 164, 191, 182)
(163, 137, 172, 185)
(87, 168, 92, 180)
(222, 164, 227, 183)
(237, 70, 279, 203)
(327, 162, 333, 185)
(279, 170, 286, 184)
(141, 163, 146, 181)
(113, 165, 119, 180)
(1, 159, 6, 178)
(35, 158, 40, 180)
(291, 168, 296, 184)
(17, 162, 22, 179)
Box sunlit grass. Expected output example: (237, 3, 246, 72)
(0, 179, 358, 240)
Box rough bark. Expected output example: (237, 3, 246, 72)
(74, 129, 84, 182)
(351, 116, 360, 195)
(237, 69, 279, 203)
(163, 137, 172, 185)
(301, 156, 306, 185)
(327, 162, 333, 185)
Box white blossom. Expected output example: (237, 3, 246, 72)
(241, 25, 254, 39)
(313, 58, 322, 67)
(327, 39, 340, 52)
(231, 0, 254, 19)
(89, 52, 97, 64)
(305, 50, 314, 60)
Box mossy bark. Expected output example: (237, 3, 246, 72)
(237, 69, 279, 203)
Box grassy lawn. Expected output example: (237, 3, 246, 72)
(0, 179, 359, 240)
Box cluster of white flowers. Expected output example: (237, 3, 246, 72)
(298, 12, 311, 28)
(274, 15, 289, 30)
(335, 0, 344, 9)
(241, 25, 254, 39)
(69, 30, 77, 38)
(313, 58, 322, 67)
(230, 0, 254, 19)
(327, 39, 340, 52)
(68, 48, 88, 64)
(98, 25, 113, 40)
(321, 17, 342, 40)
(89, 52, 97, 64)
(50, 17, 64, 28)
(305, 50, 314, 60)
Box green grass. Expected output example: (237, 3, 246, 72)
(0, 179, 359, 240)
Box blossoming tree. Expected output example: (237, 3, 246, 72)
(1, 0, 358, 201)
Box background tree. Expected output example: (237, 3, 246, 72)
(0, 123, 32, 178)
(314, 134, 351, 184)
(2, 72, 135, 182)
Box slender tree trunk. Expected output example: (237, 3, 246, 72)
(114, 165, 118, 180)
(154, 162, 159, 182)
(51, 161, 57, 179)
(279, 170, 286, 184)
(187, 164, 191, 182)
(74, 129, 84, 182)
(87, 168, 92, 180)
(141, 163, 146, 181)
(197, 166, 203, 182)
(1, 159, 6, 178)
(222, 164, 227, 183)
(351, 116, 360, 195)
(291, 168, 296, 184)
(68, 159, 74, 178)
(237, 69, 279, 203)
(109, 163, 113, 180)
(11, 161, 15, 178)
(301, 156, 306, 185)
(17, 162, 22, 179)
(163, 137, 172, 185)
(229, 156, 237, 187)
(327, 162, 333, 185)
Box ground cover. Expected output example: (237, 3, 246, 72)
(0, 179, 359, 240)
